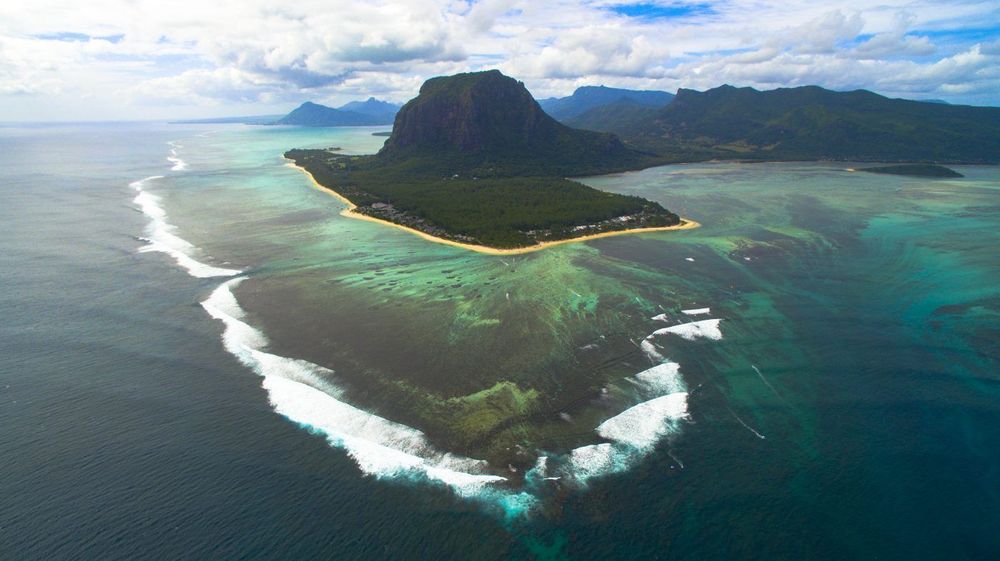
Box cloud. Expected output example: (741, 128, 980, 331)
(0, 0, 997, 119)
(782, 9, 865, 54)
(130, 68, 291, 105)
(852, 11, 935, 59)
(502, 24, 672, 79)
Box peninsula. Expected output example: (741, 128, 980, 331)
(285, 70, 688, 250)
(857, 164, 964, 178)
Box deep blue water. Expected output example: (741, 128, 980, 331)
(1, 122, 997, 560)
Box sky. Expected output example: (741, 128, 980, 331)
(0, 0, 997, 121)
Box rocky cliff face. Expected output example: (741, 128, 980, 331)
(378, 70, 637, 174)
(382, 70, 553, 153)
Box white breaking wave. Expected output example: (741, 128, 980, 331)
(682, 307, 711, 315)
(640, 338, 665, 362)
(564, 389, 689, 485)
(264, 376, 507, 492)
(167, 141, 188, 171)
(633, 362, 685, 396)
(650, 319, 723, 341)
(200, 279, 528, 504)
(561, 347, 690, 485)
(596, 392, 689, 449)
(168, 156, 188, 171)
(564, 443, 631, 482)
(130, 176, 241, 278)
(652, 307, 711, 321)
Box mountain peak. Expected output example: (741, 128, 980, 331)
(378, 70, 644, 175)
(336, 97, 400, 122)
(382, 70, 551, 154)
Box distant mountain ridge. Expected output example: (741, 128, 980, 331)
(337, 97, 400, 123)
(274, 100, 398, 126)
(539, 85, 674, 122)
(601, 84, 1000, 163)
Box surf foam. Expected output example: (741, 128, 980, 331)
(167, 141, 188, 171)
(563, 388, 689, 485)
(640, 338, 666, 362)
(131, 176, 241, 278)
(650, 318, 723, 341)
(633, 362, 684, 396)
(564, 443, 632, 482)
(596, 392, 689, 449)
(682, 307, 711, 315)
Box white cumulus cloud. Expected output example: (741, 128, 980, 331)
(0, 0, 996, 119)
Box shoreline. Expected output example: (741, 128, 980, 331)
(285, 161, 700, 255)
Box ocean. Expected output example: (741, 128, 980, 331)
(1, 122, 997, 560)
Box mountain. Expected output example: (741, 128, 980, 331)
(286, 70, 678, 249)
(617, 85, 1000, 163)
(538, 85, 674, 122)
(563, 98, 663, 134)
(380, 70, 648, 176)
(337, 97, 400, 123)
(273, 101, 389, 127)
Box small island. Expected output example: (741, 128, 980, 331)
(857, 164, 964, 178)
(285, 70, 692, 252)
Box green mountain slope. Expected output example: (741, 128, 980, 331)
(378, 70, 653, 176)
(563, 98, 663, 134)
(619, 85, 1000, 163)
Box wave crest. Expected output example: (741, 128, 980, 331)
(131, 175, 240, 278)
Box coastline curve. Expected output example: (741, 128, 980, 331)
(285, 160, 700, 255)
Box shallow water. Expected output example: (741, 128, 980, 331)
(1, 122, 997, 560)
